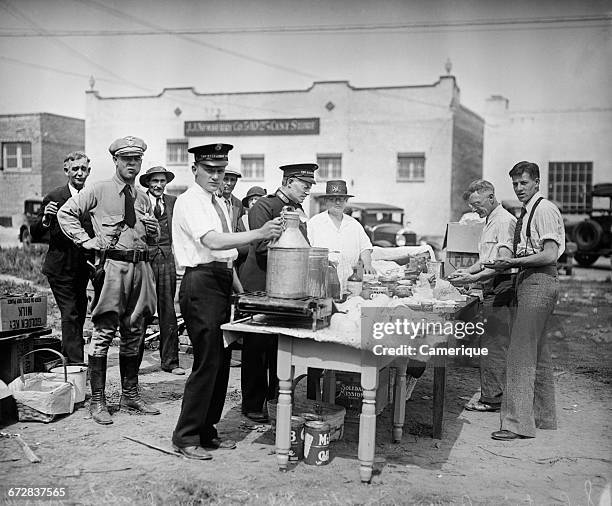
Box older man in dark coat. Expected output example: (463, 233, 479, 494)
(31, 151, 94, 364)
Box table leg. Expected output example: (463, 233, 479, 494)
(358, 368, 378, 483)
(433, 364, 446, 439)
(393, 366, 407, 443)
(276, 336, 294, 471)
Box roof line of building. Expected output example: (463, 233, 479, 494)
(455, 104, 485, 123)
(0, 112, 84, 121)
(85, 76, 456, 101)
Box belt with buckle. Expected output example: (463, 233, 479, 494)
(189, 260, 233, 270)
(106, 249, 149, 263)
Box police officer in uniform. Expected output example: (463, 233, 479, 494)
(171, 143, 282, 460)
(240, 163, 317, 422)
(58, 136, 160, 425)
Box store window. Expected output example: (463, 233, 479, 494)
(241, 155, 264, 180)
(316, 154, 342, 180)
(548, 161, 593, 213)
(2, 142, 32, 171)
(397, 153, 425, 182)
(166, 140, 188, 165)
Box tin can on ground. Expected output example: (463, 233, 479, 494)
(303, 421, 331, 466)
(288, 416, 305, 462)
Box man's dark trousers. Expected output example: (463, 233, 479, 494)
(172, 265, 232, 447)
(479, 274, 514, 406)
(48, 273, 89, 364)
(150, 251, 179, 371)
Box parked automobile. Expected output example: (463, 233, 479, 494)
(501, 199, 576, 275)
(564, 183, 612, 266)
(17, 198, 48, 245)
(343, 202, 417, 247)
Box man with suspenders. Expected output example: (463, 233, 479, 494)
(489, 161, 565, 440)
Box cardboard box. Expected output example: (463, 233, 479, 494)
(0, 295, 47, 333)
(443, 222, 484, 275)
(335, 367, 390, 423)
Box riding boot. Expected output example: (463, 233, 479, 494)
(88, 355, 112, 425)
(119, 355, 160, 415)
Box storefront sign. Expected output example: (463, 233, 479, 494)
(185, 118, 319, 137)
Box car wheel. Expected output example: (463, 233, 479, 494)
(574, 220, 603, 251)
(20, 227, 32, 247)
(575, 253, 599, 267)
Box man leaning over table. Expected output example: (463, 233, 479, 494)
(488, 161, 564, 441)
(449, 179, 516, 413)
(57, 136, 160, 425)
(170, 142, 282, 460)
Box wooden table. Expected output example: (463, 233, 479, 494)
(221, 297, 480, 483)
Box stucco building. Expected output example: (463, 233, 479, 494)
(483, 96, 612, 214)
(85, 74, 484, 237)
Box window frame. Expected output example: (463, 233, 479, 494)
(241, 154, 265, 181)
(316, 153, 342, 181)
(166, 139, 189, 165)
(2, 141, 32, 172)
(548, 161, 593, 213)
(396, 152, 425, 182)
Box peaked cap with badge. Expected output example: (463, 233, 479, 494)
(279, 163, 318, 184)
(188, 143, 234, 167)
(109, 136, 147, 156)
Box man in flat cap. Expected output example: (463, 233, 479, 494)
(218, 167, 244, 232)
(138, 164, 184, 375)
(58, 135, 160, 425)
(171, 143, 282, 460)
(240, 163, 317, 422)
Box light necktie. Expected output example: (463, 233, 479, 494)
(123, 185, 136, 228)
(211, 195, 230, 233)
(512, 207, 527, 256)
(154, 197, 162, 219)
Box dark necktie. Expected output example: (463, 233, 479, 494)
(123, 185, 136, 228)
(154, 197, 162, 219)
(211, 195, 230, 233)
(512, 207, 527, 256)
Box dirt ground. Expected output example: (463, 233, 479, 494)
(1, 270, 611, 505)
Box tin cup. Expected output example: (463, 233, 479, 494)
(288, 416, 306, 462)
(303, 421, 331, 466)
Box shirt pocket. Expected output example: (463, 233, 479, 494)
(97, 214, 125, 245)
(481, 240, 499, 261)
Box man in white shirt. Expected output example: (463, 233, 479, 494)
(171, 143, 282, 460)
(307, 180, 376, 293)
(449, 180, 516, 412)
(489, 161, 565, 441)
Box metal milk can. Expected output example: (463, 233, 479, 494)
(266, 207, 311, 299)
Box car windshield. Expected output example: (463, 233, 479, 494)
(357, 211, 403, 226)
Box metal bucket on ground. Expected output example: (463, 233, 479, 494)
(288, 415, 306, 462)
(307, 248, 329, 298)
(266, 247, 310, 298)
(303, 420, 331, 465)
(50, 364, 87, 403)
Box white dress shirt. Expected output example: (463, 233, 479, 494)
(148, 193, 164, 215)
(509, 191, 565, 259)
(172, 184, 237, 270)
(307, 210, 372, 292)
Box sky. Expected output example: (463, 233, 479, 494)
(0, 0, 610, 119)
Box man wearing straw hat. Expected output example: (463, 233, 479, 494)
(138, 164, 184, 376)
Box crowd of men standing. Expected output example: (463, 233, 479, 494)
(33, 134, 564, 460)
